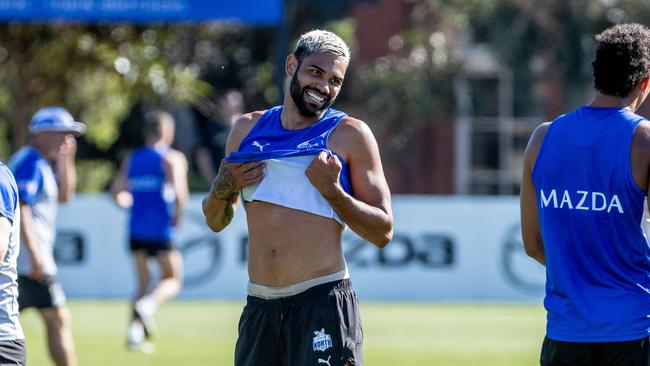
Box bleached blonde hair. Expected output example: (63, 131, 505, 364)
(293, 29, 351, 64)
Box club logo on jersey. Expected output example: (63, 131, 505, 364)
(297, 140, 319, 150)
(312, 329, 333, 352)
(297, 131, 329, 150)
(539, 189, 624, 214)
(318, 355, 332, 365)
(129, 175, 163, 192)
(252, 141, 270, 152)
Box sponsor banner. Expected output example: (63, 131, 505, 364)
(0, 0, 283, 24)
(54, 194, 545, 301)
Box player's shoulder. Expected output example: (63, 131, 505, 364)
(329, 116, 378, 161)
(234, 110, 267, 128)
(9, 146, 43, 178)
(334, 116, 375, 141)
(164, 148, 188, 168)
(530, 121, 552, 143)
(523, 121, 552, 165)
(166, 148, 187, 159)
(634, 118, 650, 138)
(631, 119, 650, 151)
(338, 115, 368, 128)
(230, 110, 266, 136)
(227, 110, 268, 149)
(11, 146, 40, 166)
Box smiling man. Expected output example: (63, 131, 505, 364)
(202, 30, 393, 366)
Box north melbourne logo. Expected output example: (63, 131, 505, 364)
(312, 329, 333, 352)
(297, 140, 319, 150)
(252, 141, 270, 152)
(297, 131, 329, 150)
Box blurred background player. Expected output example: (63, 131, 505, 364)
(9, 107, 85, 366)
(111, 110, 188, 352)
(521, 23, 650, 365)
(0, 160, 26, 365)
(203, 30, 393, 366)
(193, 90, 245, 184)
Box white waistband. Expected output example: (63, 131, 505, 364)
(247, 267, 350, 300)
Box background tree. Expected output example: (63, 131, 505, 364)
(4, 0, 650, 194)
(0, 23, 280, 191)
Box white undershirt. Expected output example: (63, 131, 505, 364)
(241, 155, 345, 226)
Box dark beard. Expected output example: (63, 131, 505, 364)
(289, 72, 334, 117)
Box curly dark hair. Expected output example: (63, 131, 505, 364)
(592, 23, 650, 98)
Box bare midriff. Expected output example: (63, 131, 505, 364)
(245, 200, 345, 287)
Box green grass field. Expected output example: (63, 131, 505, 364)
(21, 301, 546, 366)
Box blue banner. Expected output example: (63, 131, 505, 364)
(0, 0, 283, 25)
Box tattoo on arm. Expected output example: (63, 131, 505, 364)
(210, 169, 238, 201)
(221, 203, 235, 227)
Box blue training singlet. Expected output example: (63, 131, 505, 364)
(532, 106, 650, 342)
(128, 145, 175, 242)
(226, 106, 352, 225)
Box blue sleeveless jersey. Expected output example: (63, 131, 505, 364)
(227, 106, 352, 194)
(127, 146, 175, 242)
(532, 106, 650, 342)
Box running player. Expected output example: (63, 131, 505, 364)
(9, 107, 84, 366)
(111, 110, 188, 352)
(520, 23, 650, 366)
(202, 30, 393, 366)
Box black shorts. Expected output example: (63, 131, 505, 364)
(235, 279, 363, 366)
(541, 335, 650, 366)
(129, 238, 172, 256)
(0, 339, 25, 366)
(17, 275, 66, 311)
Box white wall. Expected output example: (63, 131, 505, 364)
(53, 194, 545, 301)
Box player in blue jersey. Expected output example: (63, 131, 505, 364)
(111, 110, 188, 352)
(202, 30, 393, 366)
(9, 107, 84, 366)
(0, 162, 26, 365)
(521, 23, 650, 365)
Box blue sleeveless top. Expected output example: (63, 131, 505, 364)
(127, 145, 175, 242)
(227, 106, 352, 193)
(532, 106, 650, 342)
(226, 106, 352, 224)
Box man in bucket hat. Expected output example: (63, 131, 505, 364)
(9, 106, 84, 366)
